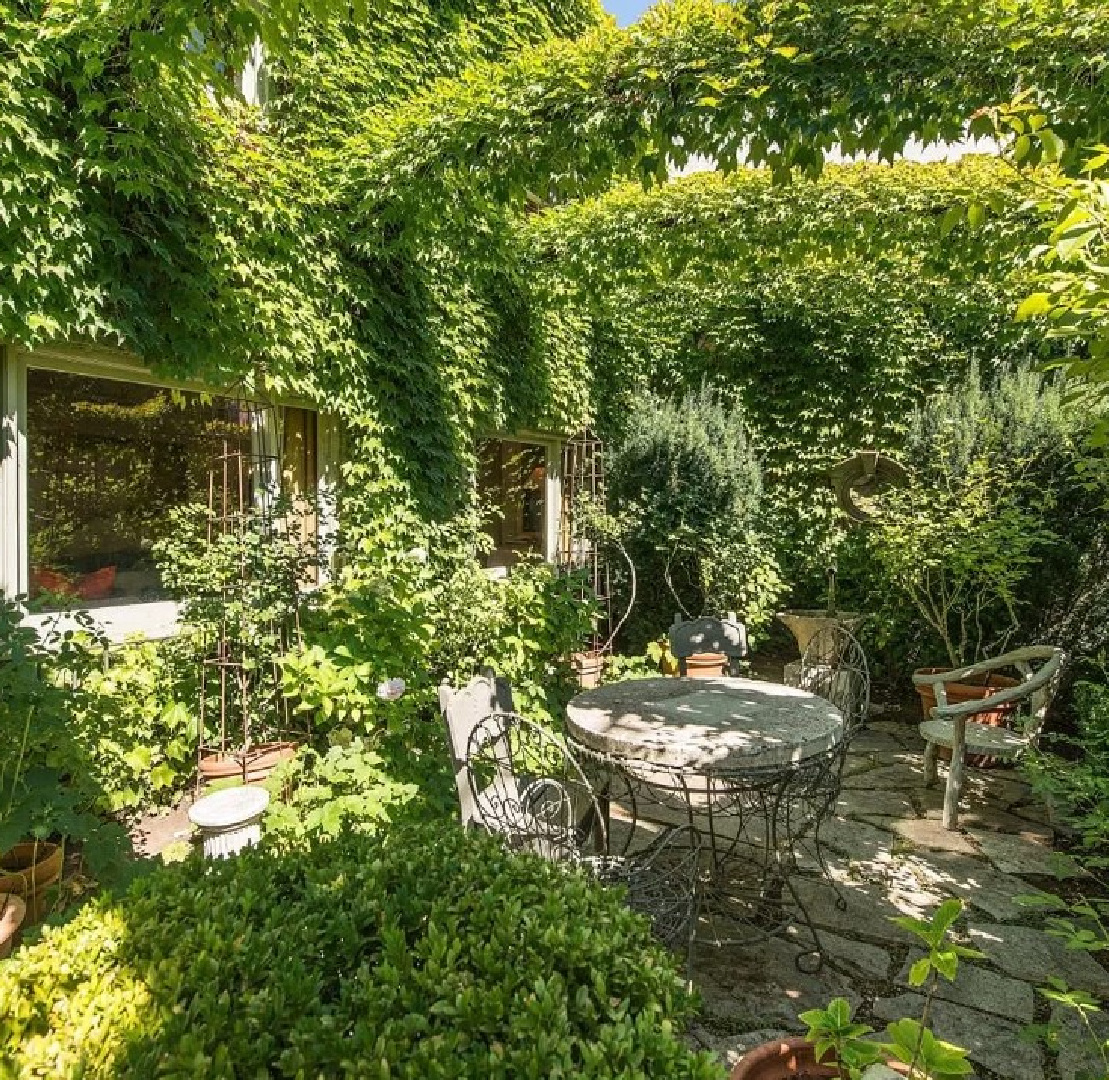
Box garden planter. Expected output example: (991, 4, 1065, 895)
(0, 894, 26, 959)
(777, 610, 864, 657)
(730, 1037, 910, 1080)
(0, 841, 63, 923)
(75, 564, 117, 600)
(914, 669, 1020, 768)
(685, 652, 728, 678)
(572, 651, 605, 689)
(198, 741, 297, 784)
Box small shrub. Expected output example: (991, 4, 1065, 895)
(0, 823, 723, 1080)
(607, 388, 783, 650)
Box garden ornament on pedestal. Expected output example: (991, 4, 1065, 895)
(188, 786, 270, 859)
(916, 646, 1065, 829)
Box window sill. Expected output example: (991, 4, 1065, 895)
(24, 600, 181, 645)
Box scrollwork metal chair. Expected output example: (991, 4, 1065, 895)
(669, 615, 749, 676)
(439, 668, 516, 829)
(464, 711, 702, 966)
(785, 625, 871, 909)
(915, 646, 1065, 829)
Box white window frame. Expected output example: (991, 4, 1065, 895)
(0, 342, 341, 642)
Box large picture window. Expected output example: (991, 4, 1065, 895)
(23, 367, 318, 611)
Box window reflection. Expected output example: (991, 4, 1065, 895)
(479, 440, 547, 570)
(26, 370, 317, 609)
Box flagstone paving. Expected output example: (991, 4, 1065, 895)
(686, 715, 1109, 1080)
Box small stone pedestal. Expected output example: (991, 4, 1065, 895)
(188, 787, 270, 859)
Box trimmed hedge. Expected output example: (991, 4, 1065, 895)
(0, 823, 723, 1079)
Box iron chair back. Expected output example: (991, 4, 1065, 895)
(800, 624, 871, 736)
(465, 711, 607, 861)
(439, 667, 516, 828)
(669, 615, 749, 677)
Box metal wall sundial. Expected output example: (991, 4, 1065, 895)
(827, 451, 908, 522)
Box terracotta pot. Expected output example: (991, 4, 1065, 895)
(75, 564, 117, 600)
(685, 652, 728, 678)
(0, 841, 64, 923)
(0, 894, 27, 958)
(731, 1037, 909, 1080)
(914, 668, 1020, 767)
(572, 651, 605, 689)
(199, 741, 298, 784)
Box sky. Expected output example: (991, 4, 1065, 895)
(604, 0, 654, 26)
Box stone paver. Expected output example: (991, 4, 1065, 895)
(895, 952, 1035, 1021)
(873, 994, 1043, 1080)
(967, 923, 1109, 998)
(968, 828, 1081, 878)
(682, 719, 1101, 1077)
(871, 815, 983, 856)
(1051, 1003, 1109, 1080)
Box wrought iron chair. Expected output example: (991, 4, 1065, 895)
(438, 668, 516, 829)
(786, 625, 871, 909)
(669, 615, 749, 676)
(464, 711, 702, 966)
(915, 646, 1065, 829)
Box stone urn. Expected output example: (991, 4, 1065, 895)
(777, 610, 864, 656)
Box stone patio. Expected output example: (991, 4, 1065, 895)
(685, 716, 1108, 1080)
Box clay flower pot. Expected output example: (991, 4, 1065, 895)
(198, 741, 298, 785)
(0, 894, 26, 958)
(0, 841, 64, 924)
(731, 1037, 910, 1079)
(914, 668, 1020, 767)
(684, 653, 728, 678)
(572, 651, 605, 689)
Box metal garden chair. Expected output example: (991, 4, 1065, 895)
(668, 615, 749, 676)
(915, 645, 1065, 829)
(785, 624, 871, 908)
(438, 668, 516, 829)
(463, 710, 703, 967)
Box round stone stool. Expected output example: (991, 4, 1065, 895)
(188, 787, 270, 859)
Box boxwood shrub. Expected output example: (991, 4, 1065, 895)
(0, 822, 723, 1079)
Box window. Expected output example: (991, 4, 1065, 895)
(2, 346, 338, 639)
(478, 437, 561, 571)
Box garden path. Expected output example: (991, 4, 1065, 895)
(684, 713, 1108, 1080)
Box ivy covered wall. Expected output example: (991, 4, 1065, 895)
(3, 0, 1107, 570)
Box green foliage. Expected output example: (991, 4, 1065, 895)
(263, 734, 419, 846)
(1025, 679, 1109, 856)
(0, 823, 723, 1079)
(868, 366, 1093, 667)
(60, 637, 199, 815)
(804, 901, 978, 1080)
(607, 388, 782, 649)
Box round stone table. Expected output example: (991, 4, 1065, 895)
(566, 676, 844, 773)
(566, 677, 846, 963)
(188, 786, 270, 860)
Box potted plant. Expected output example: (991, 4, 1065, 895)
(869, 370, 1059, 728)
(155, 498, 318, 785)
(733, 900, 978, 1080)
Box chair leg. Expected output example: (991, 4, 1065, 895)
(923, 740, 938, 787)
(942, 719, 967, 830)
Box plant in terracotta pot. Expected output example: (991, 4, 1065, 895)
(733, 900, 978, 1080)
(869, 369, 1065, 719)
(155, 499, 319, 784)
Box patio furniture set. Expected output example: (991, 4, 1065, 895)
(439, 619, 1065, 971)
